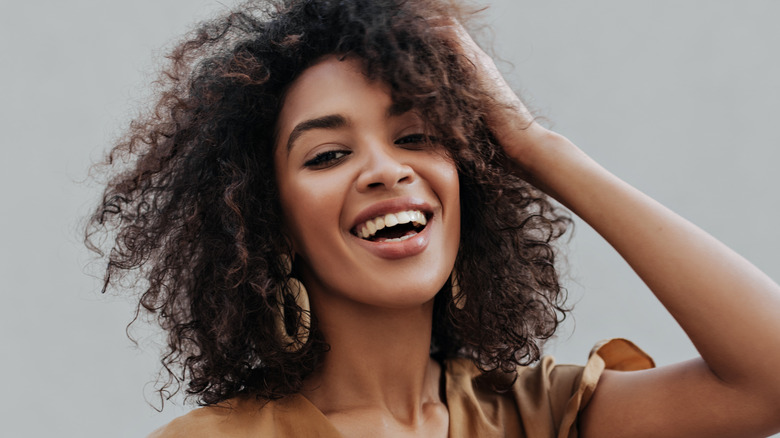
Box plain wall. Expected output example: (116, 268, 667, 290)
(1, 1, 778, 436)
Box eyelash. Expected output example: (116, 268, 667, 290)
(395, 133, 433, 147)
(304, 150, 350, 168)
(302, 134, 435, 168)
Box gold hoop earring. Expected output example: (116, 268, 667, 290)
(276, 254, 311, 352)
(451, 269, 465, 310)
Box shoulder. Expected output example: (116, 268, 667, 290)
(443, 339, 653, 437)
(147, 397, 264, 438)
(147, 394, 320, 438)
(516, 339, 653, 431)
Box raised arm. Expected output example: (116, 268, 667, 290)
(449, 21, 780, 438)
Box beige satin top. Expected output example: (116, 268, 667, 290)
(150, 339, 653, 438)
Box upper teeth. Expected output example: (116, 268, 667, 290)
(356, 210, 427, 239)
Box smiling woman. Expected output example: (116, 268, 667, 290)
(274, 56, 461, 309)
(86, 0, 780, 437)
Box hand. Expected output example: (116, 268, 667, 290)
(432, 18, 567, 192)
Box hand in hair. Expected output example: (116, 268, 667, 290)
(435, 18, 566, 197)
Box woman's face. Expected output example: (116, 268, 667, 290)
(274, 56, 460, 309)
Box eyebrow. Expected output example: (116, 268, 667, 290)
(284, 103, 416, 152)
(286, 114, 349, 152)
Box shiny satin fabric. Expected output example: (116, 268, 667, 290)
(150, 339, 653, 438)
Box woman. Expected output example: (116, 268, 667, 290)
(87, 0, 780, 436)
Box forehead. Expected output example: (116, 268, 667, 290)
(282, 58, 398, 125)
(277, 56, 388, 125)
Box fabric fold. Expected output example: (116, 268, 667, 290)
(150, 338, 654, 437)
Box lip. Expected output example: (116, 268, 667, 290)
(348, 197, 435, 260)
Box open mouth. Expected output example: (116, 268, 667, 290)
(352, 210, 429, 243)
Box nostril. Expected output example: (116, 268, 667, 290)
(356, 155, 415, 192)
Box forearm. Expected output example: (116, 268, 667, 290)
(511, 130, 780, 392)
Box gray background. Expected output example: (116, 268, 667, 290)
(2, 1, 778, 436)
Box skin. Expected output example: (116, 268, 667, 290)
(272, 27, 780, 438)
(274, 56, 457, 438)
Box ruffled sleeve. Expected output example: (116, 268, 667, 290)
(445, 338, 654, 438)
(515, 338, 654, 438)
(555, 339, 654, 437)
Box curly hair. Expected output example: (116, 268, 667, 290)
(86, 0, 571, 406)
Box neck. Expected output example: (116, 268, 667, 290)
(301, 293, 444, 426)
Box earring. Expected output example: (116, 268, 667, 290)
(276, 254, 311, 352)
(451, 269, 465, 310)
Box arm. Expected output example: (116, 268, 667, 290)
(519, 130, 780, 438)
(450, 22, 780, 438)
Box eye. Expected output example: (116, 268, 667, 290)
(303, 150, 351, 168)
(394, 134, 436, 148)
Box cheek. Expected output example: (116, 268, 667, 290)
(426, 155, 461, 244)
(275, 160, 312, 254)
(274, 148, 335, 254)
(433, 156, 460, 213)
(446, 176, 461, 246)
(278, 173, 347, 256)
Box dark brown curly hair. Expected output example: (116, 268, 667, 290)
(86, 0, 571, 407)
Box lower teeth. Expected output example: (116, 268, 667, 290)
(376, 232, 417, 243)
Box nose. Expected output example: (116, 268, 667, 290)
(355, 142, 414, 192)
